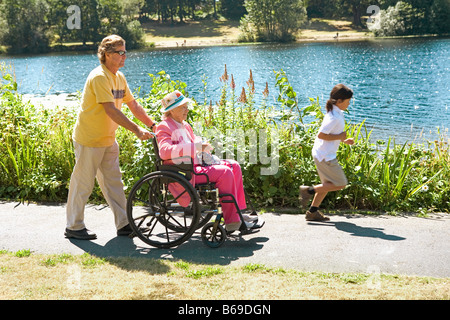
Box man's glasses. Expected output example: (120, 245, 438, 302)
(113, 50, 127, 56)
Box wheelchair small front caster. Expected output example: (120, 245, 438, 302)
(201, 222, 226, 248)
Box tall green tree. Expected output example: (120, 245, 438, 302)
(47, 0, 102, 46)
(306, 0, 340, 18)
(429, 0, 450, 34)
(47, 0, 72, 46)
(220, 0, 246, 20)
(338, 0, 372, 27)
(0, 0, 51, 53)
(240, 0, 307, 42)
(98, 0, 145, 48)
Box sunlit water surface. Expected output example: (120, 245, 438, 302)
(2, 37, 449, 143)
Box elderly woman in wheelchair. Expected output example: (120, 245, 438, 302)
(126, 90, 264, 248)
(155, 91, 264, 233)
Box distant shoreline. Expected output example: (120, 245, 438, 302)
(2, 34, 446, 57)
(151, 36, 373, 49)
(1, 15, 447, 56)
(150, 33, 450, 50)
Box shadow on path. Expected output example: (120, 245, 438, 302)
(68, 232, 269, 272)
(308, 221, 406, 241)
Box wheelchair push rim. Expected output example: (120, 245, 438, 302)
(126, 171, 200, 249)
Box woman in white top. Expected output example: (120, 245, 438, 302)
(300, 84, 355, 221)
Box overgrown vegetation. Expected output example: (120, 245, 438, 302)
(1, 63, 448, 213)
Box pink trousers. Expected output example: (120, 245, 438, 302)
(194, 160, 246, 224)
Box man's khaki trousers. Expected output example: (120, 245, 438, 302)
(66, 141, 128, 231)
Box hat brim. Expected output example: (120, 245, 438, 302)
(160, 97, 192, 113)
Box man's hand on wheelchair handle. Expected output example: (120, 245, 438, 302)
(136, 127, 152, 141)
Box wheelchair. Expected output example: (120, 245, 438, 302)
(126, 133, 263, 249)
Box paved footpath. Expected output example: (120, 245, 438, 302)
(1, 201, 449, 278)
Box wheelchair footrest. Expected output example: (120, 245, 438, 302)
(240, 228, 261, 236)
(239, 217, 265, 233)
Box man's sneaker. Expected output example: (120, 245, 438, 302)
(305, 210, 330, 222)
(299, 186, 313, 208)
(64, 228, 97, 240)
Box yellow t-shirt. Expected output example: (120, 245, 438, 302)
(73, 64, 133, 147)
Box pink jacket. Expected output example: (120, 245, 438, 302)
(155, 117, 201, 206)
(155, 117, 200, 164)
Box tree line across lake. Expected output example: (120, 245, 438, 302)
(0, 0, 449, 54)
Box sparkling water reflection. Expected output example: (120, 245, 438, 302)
(2, 37, 449, 143)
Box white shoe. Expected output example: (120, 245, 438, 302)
(245, 216, 265, 229)
(242, 214, 258, 222)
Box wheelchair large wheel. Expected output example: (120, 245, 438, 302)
(126, 171, 200, 248)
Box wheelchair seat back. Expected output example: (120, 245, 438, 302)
(151, 135, 193, 181)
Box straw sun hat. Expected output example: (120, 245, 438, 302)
(160, 90, 192, 113)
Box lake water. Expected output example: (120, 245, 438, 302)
(2, 37, 449, 143)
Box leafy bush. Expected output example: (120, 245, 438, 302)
(370, 0, 450, 37)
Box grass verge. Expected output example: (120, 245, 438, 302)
(1, 250, 448, 300)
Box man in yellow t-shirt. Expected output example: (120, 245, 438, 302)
(72, 63, 134, 147)
(65, 35, 156, 240)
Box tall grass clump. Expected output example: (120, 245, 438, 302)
(0, 64, 76, 201)
(0, 63, 448, 213)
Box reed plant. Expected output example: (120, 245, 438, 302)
(0, 63, 448, 213)
(0, 69, 76, 201)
